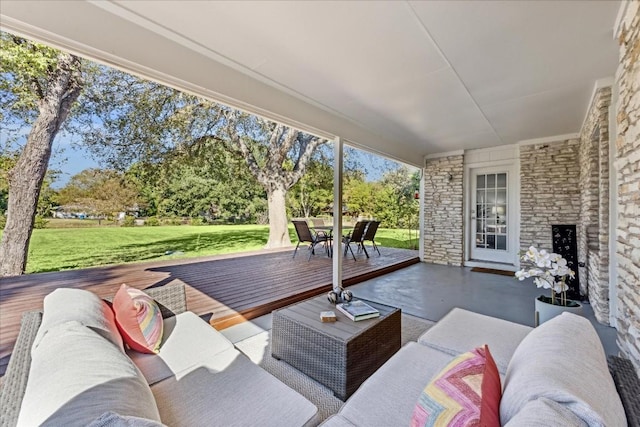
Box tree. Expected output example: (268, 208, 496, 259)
(0, 34, 83, 276)
(56, 169, 140, 221)
(77, 68, 327, 247)
(288, 147, 334, 218)
(128, 142, 267, 222)
(218, 111, 324, 246)
(0, 154, 17, 214)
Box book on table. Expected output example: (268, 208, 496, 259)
(336, 300, 380, 321)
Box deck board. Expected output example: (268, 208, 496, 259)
(0, 246, 418, 362)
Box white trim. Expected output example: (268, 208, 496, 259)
(514, 144, 521, 267)
(424, 150, 465, 161)
(465, 261, 517, 272)
(464, 163, 519, 266)
(608, 86, 619, 328)
(465, 159, 516, 169)
(464, 165, 471, 263)
(517, 133, 580, 146)
(463, 158, 517, 267)
(580, 78, 615, 132)
(464, 144, 518, 156)
(614, 0, 631, 40)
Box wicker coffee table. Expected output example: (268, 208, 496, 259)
(271, 295, 401, 400)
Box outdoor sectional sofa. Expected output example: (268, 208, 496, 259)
(321, 308, 639, 427)
(0, 283, 318, 427)
(1, 284, 639, 427)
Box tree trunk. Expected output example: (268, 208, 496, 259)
(265, 185, 291, 248)
(0, 53, 82, 276)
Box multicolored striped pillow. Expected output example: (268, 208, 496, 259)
(113, 284, 164, 354)
(410, 345, 501, 427)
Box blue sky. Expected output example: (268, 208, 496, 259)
(50, 141, 101, 188)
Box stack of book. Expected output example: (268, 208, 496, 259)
(336, 300, 380, 321)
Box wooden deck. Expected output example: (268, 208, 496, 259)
(0, 246, 418, 362)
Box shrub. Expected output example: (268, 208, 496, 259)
(121, 216, 135, 227)
(0, 216, 6, 229)
(189, 216, 208, 226)
(145, 216, 160, 226)
(162, 216, 184, 226)
(33, 216, 49, 229)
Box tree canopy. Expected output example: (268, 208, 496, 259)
(73, 67, 328, 247)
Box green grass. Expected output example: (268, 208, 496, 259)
(5, 224, 419, 274)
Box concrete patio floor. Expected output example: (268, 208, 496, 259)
(224, 262, 619, 356)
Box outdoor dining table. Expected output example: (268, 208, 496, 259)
(313, 225, 353, 257)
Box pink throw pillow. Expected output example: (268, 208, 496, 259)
(112, 284, 163, 354)
(411, 345, 501, 427)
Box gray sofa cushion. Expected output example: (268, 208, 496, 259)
(319, 415, 357, 427)
(417, 308, 532, 374)
(500, 312, 626, 427)
(151, 347, 318, 427)
(17, 321, 160, 427)
(88, 411, 167, 427)
(127, 311, 234, 385)
(335, 342, 454, 427)
(504, 397, 588, 427)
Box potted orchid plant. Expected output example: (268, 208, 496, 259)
(515, 246, 583, 325)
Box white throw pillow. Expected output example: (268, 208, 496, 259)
(17, 321, 161, 427)
(33, 288, 123, 352)
(500, 312, 626, 426)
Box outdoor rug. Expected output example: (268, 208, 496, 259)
(234, 314, 435, 424)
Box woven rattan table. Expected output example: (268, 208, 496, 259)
(271, 295, 401, 401)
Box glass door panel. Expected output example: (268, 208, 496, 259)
(474, 172, 508, 251)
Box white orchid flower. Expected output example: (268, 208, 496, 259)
(533, 277, 553, 289)
(515, 270, 528, 280)
(516, 246, 574, 306)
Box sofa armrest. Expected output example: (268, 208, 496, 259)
(0, 311, 42, 427)
(145, 283, 187, 318)
(608, 355, 640, 427)
(0, 283, 186, 427)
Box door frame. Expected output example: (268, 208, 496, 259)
(464, 158, 520, 270)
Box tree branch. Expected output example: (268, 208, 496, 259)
(286, 136, 326, 188)
(221, 110, 266, 183)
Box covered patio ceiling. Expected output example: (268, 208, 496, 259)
(0, 1, 621, 167)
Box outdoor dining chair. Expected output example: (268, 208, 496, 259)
(310, 218, 329, 239)
(292, 220, 330, 260)
(360, 220, 381, 256)
(342, 220, 369, 260)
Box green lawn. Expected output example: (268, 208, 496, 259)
(9, 224, 418, 274)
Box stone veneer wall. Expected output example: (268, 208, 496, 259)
(423, 155, 464, 266)
(615, 0, 640, 373)
(579, 87, 611, 324)
(519, 140, 581, 253)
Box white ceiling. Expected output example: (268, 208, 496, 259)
(0, 1, 621, 166)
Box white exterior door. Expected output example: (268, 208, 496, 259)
(470, 167, 516, 264)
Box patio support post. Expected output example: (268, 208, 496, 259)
(332, 136, 344, 291)
(419, 167, 425, 262)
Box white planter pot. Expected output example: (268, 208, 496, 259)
(534, 295, 583, 326)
